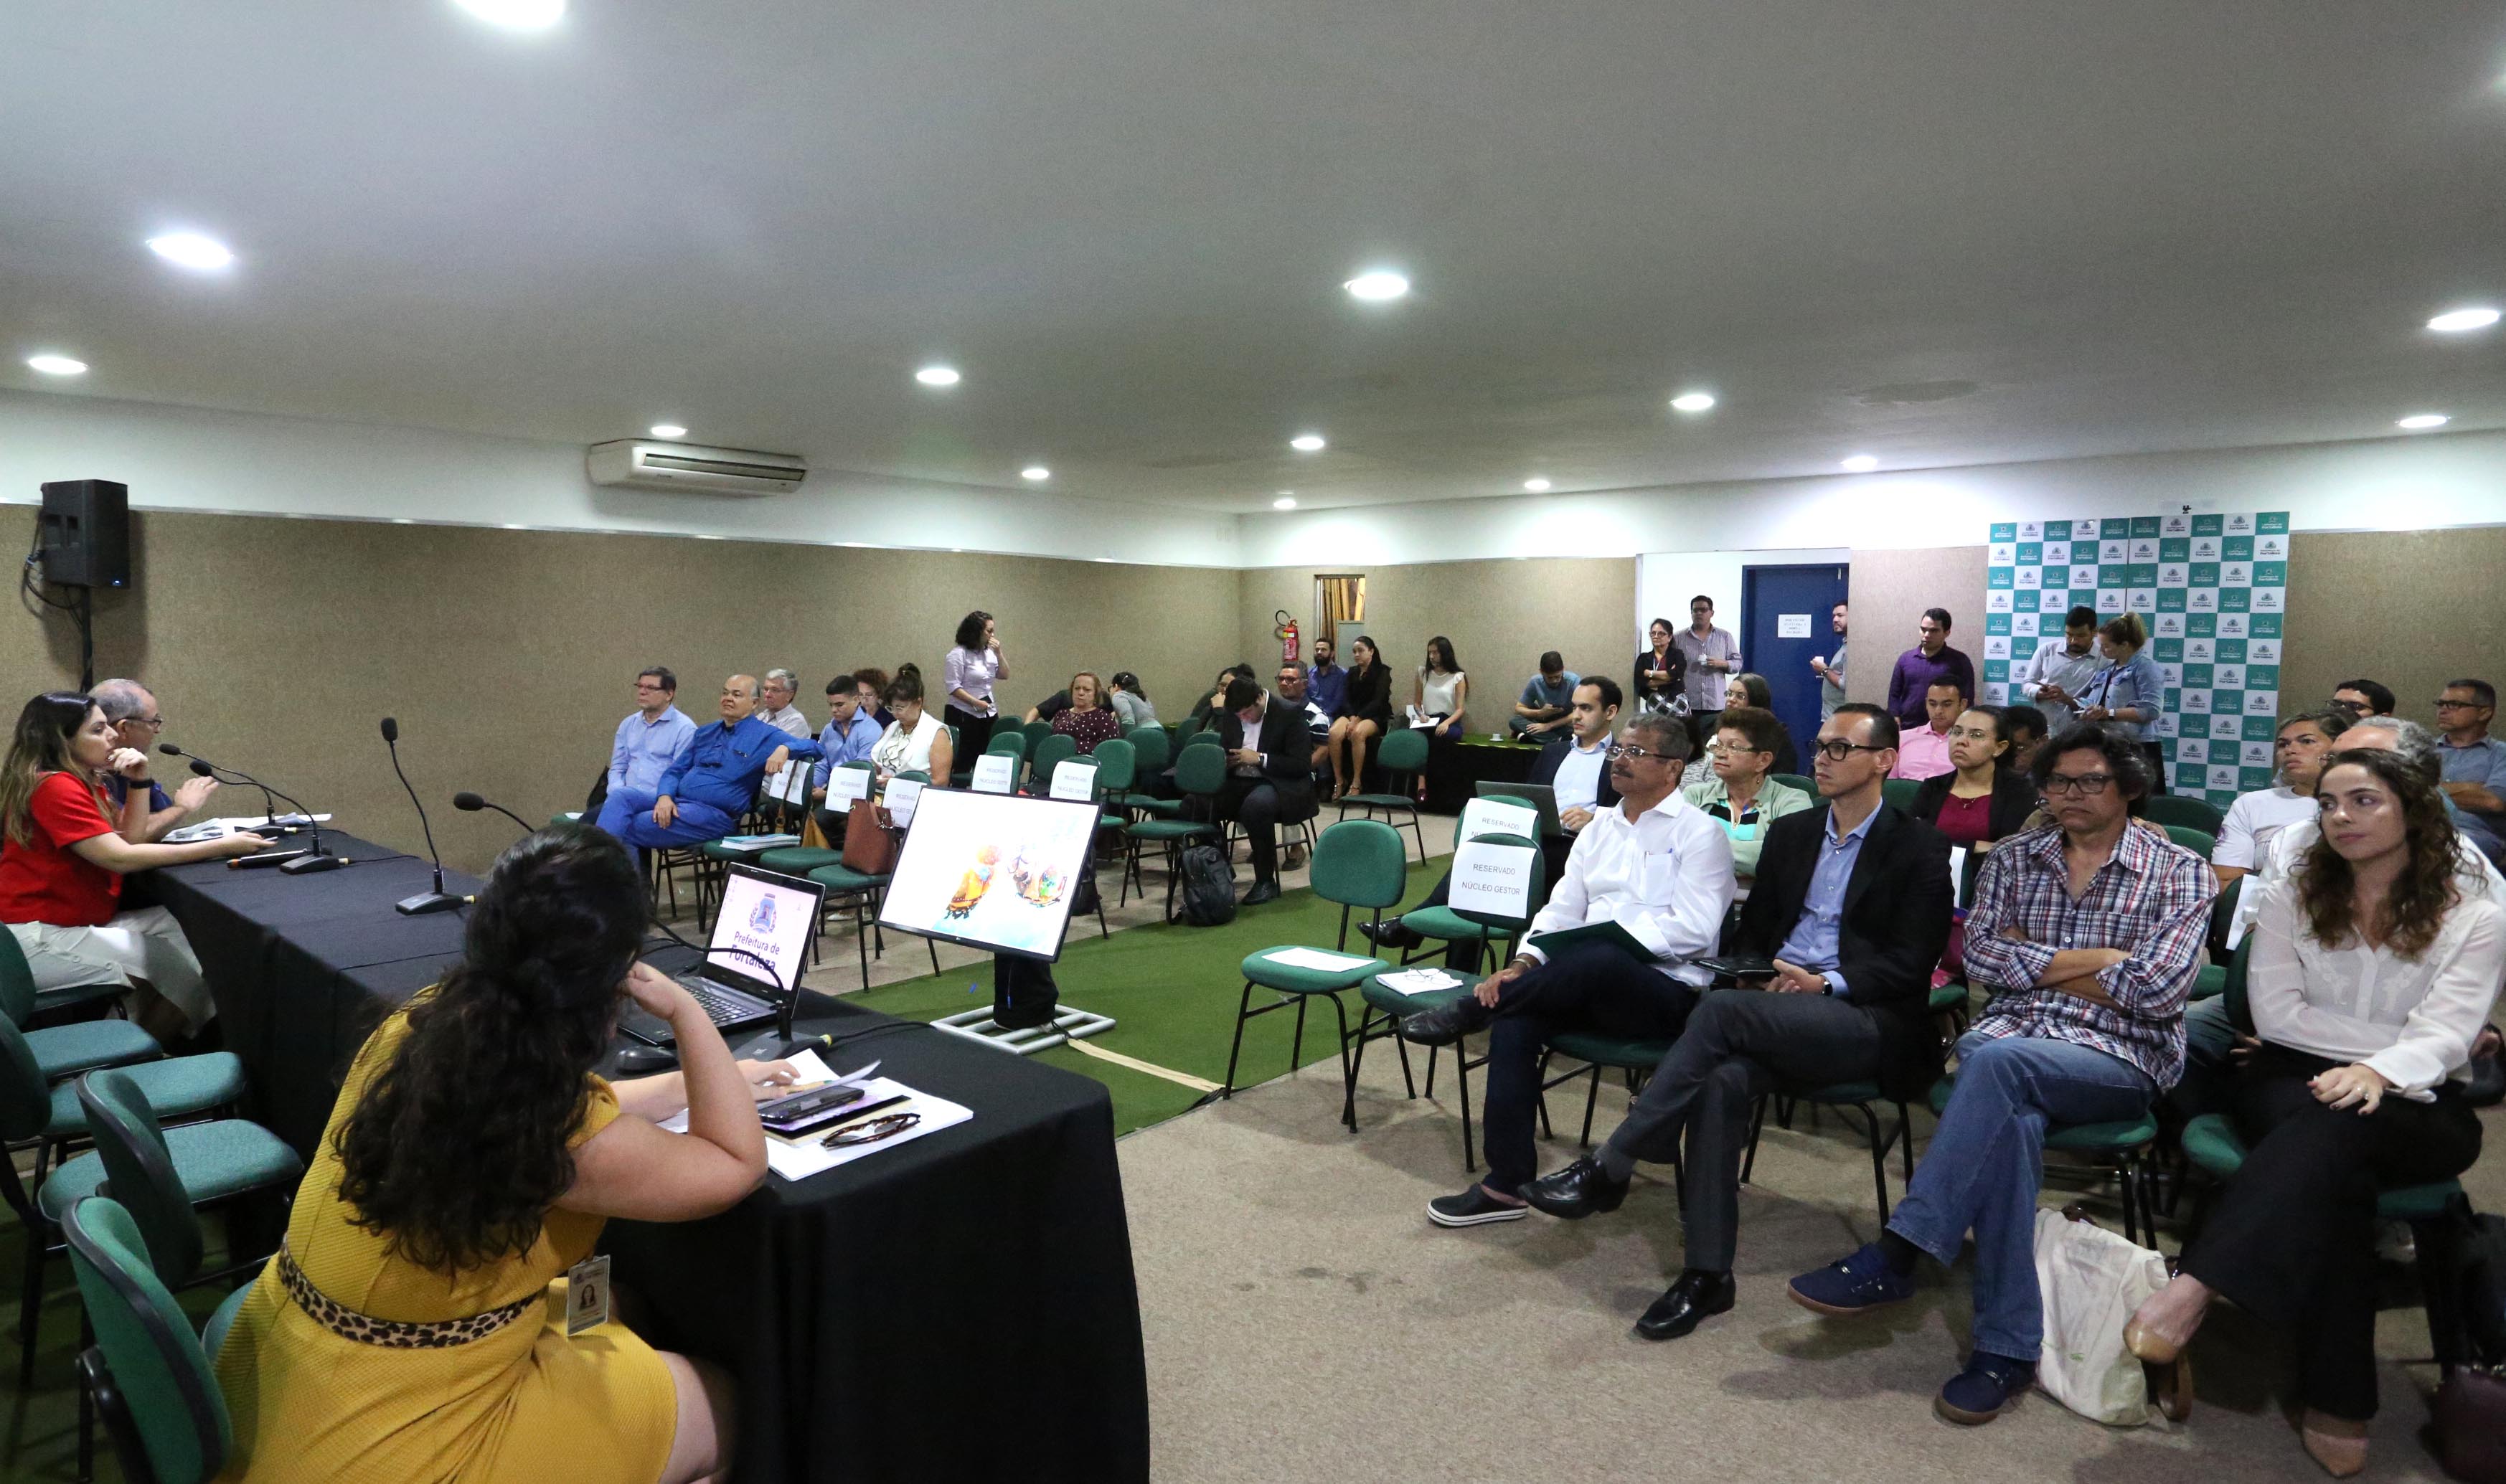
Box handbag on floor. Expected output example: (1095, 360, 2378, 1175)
(2030, 1206, 2170, 1425)
(2432, 1194, 2506, 1483)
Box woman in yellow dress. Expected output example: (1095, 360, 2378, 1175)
(212, 826, 794, 1483)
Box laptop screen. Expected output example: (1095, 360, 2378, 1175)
(706, 869, 819, 996)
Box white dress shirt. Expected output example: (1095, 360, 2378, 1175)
(1521, 789, 1735, 983)
(1552, 738, 1609, 815)
(2246, 878, 2506, 1098)
(756, 702, 811, 800)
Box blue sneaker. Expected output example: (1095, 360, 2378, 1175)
(1934, 1351, 2035, 1425)
(1786, 1242, 1916, 1315)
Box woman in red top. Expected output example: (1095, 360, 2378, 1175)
(1906, 704, 2042, 978)
(1048, 672, 1124, 755)
(0, 691, 269, 1036)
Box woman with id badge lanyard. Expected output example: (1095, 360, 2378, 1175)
(2077, 611, 2167, 794)
(1682, 708, 1812, 888)
(212, 827, 798, 1484)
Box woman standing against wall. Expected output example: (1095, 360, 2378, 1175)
(943, 610, 1007, 762)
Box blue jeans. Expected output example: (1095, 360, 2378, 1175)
(1886, 1030, 2155, 1361)
(593, 787, 736, 849)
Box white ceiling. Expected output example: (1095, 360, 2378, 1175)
(6, 1, 2506, 516)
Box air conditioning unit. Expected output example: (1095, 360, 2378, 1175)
(586, 440, 807, 496)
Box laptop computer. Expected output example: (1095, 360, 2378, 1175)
(621, 864, 826, 1047)
(1472, 780, 1563, 837)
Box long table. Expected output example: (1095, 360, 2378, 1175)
(134, 833, 1151, 1484)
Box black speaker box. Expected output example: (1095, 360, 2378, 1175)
(37, 480, 130, 590)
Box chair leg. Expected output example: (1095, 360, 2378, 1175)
(1423, 1042, 1438, 1099)
(1390, 1029, 1416, 1098)
(1289, 996, 1309, 1072)
(1898, 1102, 1916, 1185)
(1328, 995, 1358, 1130)
(1860, 1102, 1892, 1226)
(1457, 1046, 1478, 1172)
(17, 1217, 44, 1387)
(1741, 1094, 1768, 1186)
(1221, 980, 1257, 1099)
(1578, 1066, 1603, 1148)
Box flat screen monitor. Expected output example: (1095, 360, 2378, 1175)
(876, 788, 1098, 962)
(707, 864, 824, 998)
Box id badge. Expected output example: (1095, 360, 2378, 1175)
(565, 1254, 613, 1336)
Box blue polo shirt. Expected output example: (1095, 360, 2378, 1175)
(657, 716, 825, 816)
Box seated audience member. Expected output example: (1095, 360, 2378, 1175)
(1512, 651, 1580, 738)
(593, 676, 821, 851)
(1415, 636, 1468, 739)
(2215, 709, 2350, 890)
(1885, 608, 1974, 729)
(1684, 706, 1812, 884)
(943, 611, 1007, 760)
(2126, 748, 2505, 1477)
(1187, 664, 1252, 730)
(804, 674, 885, 836)
(1634, 617, 1687, 719)
(2017, 606, 2104, 732)
(2435, 677, 2506, 861)
(0, 692, 271, 1037)
(852, 668, 896, 731)
(868, 669, 953, 786)
(2077, 611, 2167, 792)
(1022, 675, 1116, 727)
(2000, 704, 2050, 774)
(1397, 712, 1737, 1226)
(753, 668, 811, 821)
(1720, 672, 1800, 775)
(1519, 704, 1953, 1338)
(212, 826, 794, 1483)
(1107, 671, 1158, 729)
(609, 666, 697, 813)
(1909, 704, 2041, 850)
(90, 678, 216, 841)
(2329, 678, 2396, 721)
(1889, 679, 1964, 780)
(1050, 671, 1125, 755)
(1788, 722, 2212, 1426)
(1327, 636, 1395, 800)
(1271, 661, 1334, 868)
(1211, 676, 1320, 904)
(1304, 638, 1347, 719)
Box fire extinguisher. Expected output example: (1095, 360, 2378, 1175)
(1275, 610, 1299, 664)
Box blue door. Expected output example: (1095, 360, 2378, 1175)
(1739, 563, 1850, 771)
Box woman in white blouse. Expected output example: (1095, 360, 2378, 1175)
(2122, 747, 2504, 1477)
(869, 669, 953, 788)
(1413, 635, 1467, 739)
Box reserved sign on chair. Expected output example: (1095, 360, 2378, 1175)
(1449, 840, 1538, 920)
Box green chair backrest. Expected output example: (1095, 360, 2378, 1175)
(946, 724, 961, 749)
(985, 732, 1028, 763)
(1181, 729, 1225, 750)
(1310, 820, 1409, 910)
(1126, 726, 1170, 775)
(2223, 936, 2253, 1035)
(2144, 794, 2227, 836)
(1031, 734, 1078, 790)
(1956, 846, 1987, 910)
(0, 929, 38, 1025)
(1454, 831, 1549, 928)
(1173, 742, 1229, 798)
(1172, 717, 1202, 743)
(898, 769, 931, 785)
(1090, 738, 1138, 795)
(1771, 773, 1814, 796)
(76, 1069, 204, 1284)
(0, 1013, 54, 1144)
(1880, 778, 1921, 812)
(1375, 728, 1429, 774)
(2162, 825, 2216, 859)
(62, 1197, 230, 1484)
(1020, 719, 1054, 758)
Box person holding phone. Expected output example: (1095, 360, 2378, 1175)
(944, 610, 1008, 760)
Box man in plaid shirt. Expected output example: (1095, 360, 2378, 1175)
(1786, 722, 2213, 1426)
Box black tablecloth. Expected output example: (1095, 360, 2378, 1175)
(1426, 737, 1542, 813)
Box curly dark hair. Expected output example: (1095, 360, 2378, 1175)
(953, 610, 993, 651)
(332, 826, 647, 1272)
(2295, 747, 2461, 962)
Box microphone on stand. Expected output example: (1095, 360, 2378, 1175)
(452, 792, 536, 834)
(161, 743, 346, 872)
(382, 718, 461, 915)
(158, 742, 286, 832)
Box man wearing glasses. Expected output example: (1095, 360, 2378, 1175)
(1788, 722, 2212, 1426)
(90, 678, 217, 841)
(1398, 711, 1735, 1227)
(1517, 704, 1953, 1341)
(2435, 680, 2506, 862)
(610, 666, 698, 801)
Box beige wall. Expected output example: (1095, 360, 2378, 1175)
(0, 507, 1242, 875)
(1238, 559, 1636, 727)
(1836, 546, 1989, 709)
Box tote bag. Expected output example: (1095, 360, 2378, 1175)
(2032, 1207, 2170, 1425)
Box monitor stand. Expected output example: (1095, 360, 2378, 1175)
(929, 952, 1114, 1055)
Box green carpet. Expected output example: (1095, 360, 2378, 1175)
(852, 853, 1454, 1136)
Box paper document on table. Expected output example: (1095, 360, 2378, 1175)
(166, 814, 332, 842)
(659, 1064, 970, 1178)
(1263, 947, 1378, 972)
(1378, 967, 1465, 996)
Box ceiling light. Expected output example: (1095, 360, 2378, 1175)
(145, 232, 235, 271)
(25, 354, 88, 377)
(649, 423, 688, 439)
(390, 518, 416, 525)
(2397, 412, 2450, 430)
(914, 365, 961, 387)
(1522, 478, 1552, 493)
(1020, 465, 1050, 481)
(2426, 307, 2500, 334)
(1840, 454, 1880, 473)
(1343, 270, 1410, 303)
(1290, 433, 1326, 452)
(1273, 495, 1297, 510)
(451, 0, 565, 29)
(1669, 391, 1717, 413)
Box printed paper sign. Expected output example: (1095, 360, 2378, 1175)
(1776, 613, 1812, 638)
(1048, 761, 1098, 801)
(1449, 840, 1537, 920)
(882, 778, 924, 827)
(825, 767, 872, 814)
(1458, 796, 1538, 843)
(971, 754, 1016, 794)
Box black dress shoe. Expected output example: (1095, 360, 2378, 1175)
(1633, 1270, 1736, 1342)
(1242, 879, 1281, 905)
(1398, 997, 1491, 1046)
(1359, 918, 1426, 950)
(1521, 1155, 1630, 1220)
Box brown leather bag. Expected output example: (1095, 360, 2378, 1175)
(840, 803, 899, 876)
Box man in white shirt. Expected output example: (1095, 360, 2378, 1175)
(1399, 711, 1737, 1227)
(753, 666, 812, 824)
(2017, 605, 2104, 730)
(2213, 709, 2350, 891)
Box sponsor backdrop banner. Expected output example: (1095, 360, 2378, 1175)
(1982, 511, 2291, 807)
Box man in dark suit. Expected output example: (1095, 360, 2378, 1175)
(1212, 676, 1321, 904)
(1518, 702, 1954, 1341)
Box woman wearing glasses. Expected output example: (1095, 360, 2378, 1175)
(1682, 706, 1812, 884)
(1720, 672, 1799, 775)
(1907, 704, 2040, 853)
(2123, 748, 2504, 1475)
(2076, 612, 2168, 793)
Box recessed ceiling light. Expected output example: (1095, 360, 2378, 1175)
(1273, 495, 1298, 509)
(915, 364, 961, 387)
(1840, 454, 1880, 473)
(1020, 465, 1050, 481)
(390, 518, 416, 525)
(1522, 478, 1552, 493)
(25, 354, 88, 377)
(2426, 307, 2500, 334)
(451, 0, 565, 29)
(2397, 412, 2451, 430)
(649, 423, 688, 439)
(145, 232, 235, 271)
(1669, 391, 1717, 413)
(1290, 433, 1326, 452)
(1343, 270, 1410, 302)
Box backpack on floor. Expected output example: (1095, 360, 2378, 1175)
(2433, 1194, 2506, 1483)
(1174, 843, 1236, 927)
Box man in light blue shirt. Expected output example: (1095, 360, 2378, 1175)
(2436, 678, 2506, 861)
(1511, 651, 1581, 737)
(610, 666, 696, 796)
(1772, 804, 1876, 994)
(808, 676, 885, 797)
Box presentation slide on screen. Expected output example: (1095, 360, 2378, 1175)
(878, 790, 1098, 957)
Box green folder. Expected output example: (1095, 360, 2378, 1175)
(1526, 920, 1652, 961)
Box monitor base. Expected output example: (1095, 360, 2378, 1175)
(928, 1005, 1116, 1055)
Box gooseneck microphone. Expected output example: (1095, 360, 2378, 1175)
(452, 791, 536, 834)
(159, 742, 283, 831)
(161, 742, 346, 873)
(382, 718, 462, 915)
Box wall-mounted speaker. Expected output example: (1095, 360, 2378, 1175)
(37, 480, 130, 590)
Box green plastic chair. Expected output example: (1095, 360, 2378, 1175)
(755, 761, 873, 879)
(1172, 717, 1203, 745)
(1541, 1030, 1683, 1176)
(1743, 1078, 1914, 1224)
(1771, 772, 1815, 796)
(1027, 733, 1079, 795)
(1124, 744, 1225, 918)
(1880, 778, 1923, 813)
(1119, 727, 1180, 820)
(1928, 1073, 2160, 1242)
(0, 933, 159, 1081)
(985, 731, 1028, 763)
(1337, 728, 1430, 863)
(62, 1196, 242, 1484)
(1223, 820, 1408, 1128)
(2143, 794, 2227, 836)
(2161, 824, 2216, 859)
(0, 925, 127, 1025)
(1019, 718, 1053, 760)
(1181, 729, 1226, 750)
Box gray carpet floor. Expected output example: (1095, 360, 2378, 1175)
(1119, 1046, 2505, 1483)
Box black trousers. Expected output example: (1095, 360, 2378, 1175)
(946, 705, 995, 767)
(1479, 943, 1699, 1195)
(2182, 1044, 2483, 1419)
(1215, 776, 1309, 884)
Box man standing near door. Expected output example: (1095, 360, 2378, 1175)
(1677, 595, 1741, 737)
(1809, 602, 1848, 719)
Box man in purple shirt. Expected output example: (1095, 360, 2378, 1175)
(1884, 608, 1976, 728)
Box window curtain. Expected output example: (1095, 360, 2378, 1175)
(1316, 575, 1365, 647)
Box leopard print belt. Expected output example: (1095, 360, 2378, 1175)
(277, 1242, 539, 1349)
